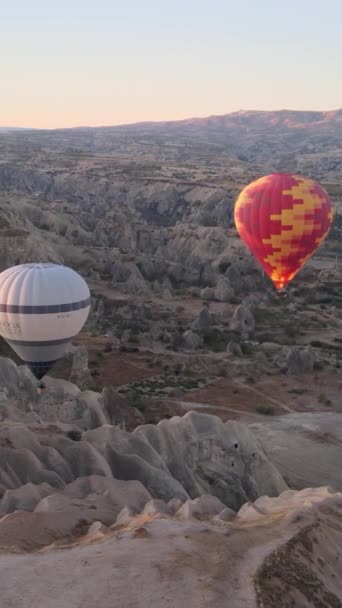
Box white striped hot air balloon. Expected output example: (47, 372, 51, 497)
(0, 263, 90, 383)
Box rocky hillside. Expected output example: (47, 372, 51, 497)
(0, 109, 341, 432)
(0, 355, 342, 606)
(0, 487, 342, 608)
(0, 111, 341, 606)
(0, 109, 341, 277)
(1, 109, 342, 176)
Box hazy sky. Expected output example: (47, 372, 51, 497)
(1, 0, 341, 128)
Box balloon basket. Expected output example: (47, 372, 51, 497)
(37, 381, 46, 395)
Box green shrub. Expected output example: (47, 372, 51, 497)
(128, 390, 147, 412)
(318, 392, 331, 406)
(202, 328, 225, 352)
(183, 367, 195, 378)
(284, 324, 297, 338)
(240, 342, 257, 356)
(255, 404, 275, 415)
(128, 334, 139, 344)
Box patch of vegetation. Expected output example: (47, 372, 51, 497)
(255, 307, 298, 341)
(174, 288, 188, 297)
(114, 327, 124, 339)
(118, 369, 207, 400)
(182, 379, 199, 390)
(288, 387, 307, 395)
(128, 390, 147, 412)
(89, 328, 101, 337)
(255, 404, 275, 415)
(318, 392, 332, 407)
(67, 430, 82, 441)
(128, 334, 139, 344)
(240, 342, 256, 356)
(183, 366, 196, 378)
(202, 328, 226, 352)
(284, 324, 297, 339)
(218, 260, 230, 273)
(254, 308, 275, 323)
(119, 344, 139, 353)
(92, 383, 103, 392)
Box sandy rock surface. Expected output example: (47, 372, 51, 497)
(0, 487, 341, 608)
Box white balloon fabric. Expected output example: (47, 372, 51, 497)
(0, 263, 90, 379)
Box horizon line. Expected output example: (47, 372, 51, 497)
(1, 107, 341, 132)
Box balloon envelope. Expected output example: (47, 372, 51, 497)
(0, 263, 90, 379)
(234, 173, 333, 289)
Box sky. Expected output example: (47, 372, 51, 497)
(1, 0, 341, 129)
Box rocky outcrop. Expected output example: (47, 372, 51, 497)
(250, 412, 342, 491)
(112, 261, 135, 283)
(191, 304, 213, 331)
(94, 298, 105, 317)
(34, 476, 151, 523)
(69, 345, 94, 391)
(182, 329, 201, 349)
(225, 264, 244, 292)
(160, 277, 173, 299)
(103, 330, 120, 350)
(214, 277, 235, 302)
(176, 495, 227, 520)
(0, 409, 287, 513)
(258, 342, 289, 370)
(241, 294, 261, 314)
(230, 302, 255, 338)
(0, 482, 54, 513)
(0, 487, 342, 607)
(34, 377, 106, 429)
(125, 274, 151, 296)
(132, 412, 287, 510)
(227, 340, 243, 357)
(200, 263, 217, 287)
(0, 357, 37, 401)
(200, 287, 215, 300)
(286, 345, 316, 375)
(100, 385, 131, 428)
(111, 261, 152, 295)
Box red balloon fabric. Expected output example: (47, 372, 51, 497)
(234, 173, 333, 289)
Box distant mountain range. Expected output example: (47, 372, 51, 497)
(0, 127, 31, 132)
(1, 109, 341, 183)
(2, 108, 342, 132)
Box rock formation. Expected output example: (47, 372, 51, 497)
(230, 301, 255, 338)
(182, 329, 201, 350)
(191, 304, 213, 331)
(69, 345, 94, 390)
(0, 486, 341, 607)
(214, 277, 235, 302)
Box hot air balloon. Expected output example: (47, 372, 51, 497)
(0, 263, 90, 384)
(234, 173, 333, 290)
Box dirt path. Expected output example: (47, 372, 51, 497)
(0, 518, 297, 608)
(233, 381, 294, 413)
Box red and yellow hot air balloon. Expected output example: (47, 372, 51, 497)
(234, 173, 333, 290)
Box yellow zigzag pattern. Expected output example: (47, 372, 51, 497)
(262, 177, 333, 286)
